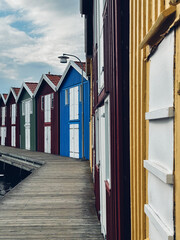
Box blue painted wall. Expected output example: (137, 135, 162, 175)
(59, 66, 90, 159)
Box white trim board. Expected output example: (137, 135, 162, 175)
(145, 107, 174, 120)
(144, 204, 174, 240)
(144, 160, 174, 184)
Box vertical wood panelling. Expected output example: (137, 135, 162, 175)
(130, 0, 169, 239)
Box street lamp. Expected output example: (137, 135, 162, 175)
(58, 53, 85, 161)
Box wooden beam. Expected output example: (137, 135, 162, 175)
(140, 6, 176, 49)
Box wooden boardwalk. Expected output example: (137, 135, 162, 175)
(0, 146, 103, 240)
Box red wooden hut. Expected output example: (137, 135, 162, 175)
(0, 94, 8, 146)
(81, 0, 130, 239)
(34, 74, 61, 154)
(6, 87, 20, 148)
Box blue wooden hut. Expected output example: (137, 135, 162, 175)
(57, 61, 90, 159)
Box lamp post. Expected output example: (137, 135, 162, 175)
(58, 53, 85, 161)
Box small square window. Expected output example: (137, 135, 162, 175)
(65, 89, 68, 105)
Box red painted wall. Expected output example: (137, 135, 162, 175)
(92, 0, 130, 239)
(36, 80, 59, 155)
(0, 99, 6, 144)
(6, 93, 20, 148)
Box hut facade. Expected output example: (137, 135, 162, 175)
(6, 88, 20, 148)
(80, 0, 130, 239)
(57, 61, 90, 159)
(34, 74, 61, 154)
(17, 82, 38, 151)
(0, 94, 8, 146)
(130, 1, 180, 239)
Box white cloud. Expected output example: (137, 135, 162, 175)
(0, 0, 85, 93)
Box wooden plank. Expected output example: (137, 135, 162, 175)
(144, 204, 174, 240)
(145, 107, 174, 120)
(0, 146, 103, 239)
(144, 160, 174, 184)
(140, 6, 176, 49)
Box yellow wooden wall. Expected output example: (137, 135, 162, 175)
(130, 0, 170, 239)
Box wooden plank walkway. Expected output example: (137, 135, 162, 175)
(0, 146, 103, 240)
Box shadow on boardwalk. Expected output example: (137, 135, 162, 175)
(0, 146, 103, 240)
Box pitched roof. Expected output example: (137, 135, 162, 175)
(57, 61, 88, 90)
(3, 94, 8, 100)
(74, 61, 86, 72)
(12, 87, 20, 96)
(34, 74, 62, 96)
(45, 74, 61, 86)
(25, 82, 38, 94)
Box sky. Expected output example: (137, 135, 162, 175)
(0, 0, 85, 94)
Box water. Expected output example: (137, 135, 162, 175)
(0, 177, 12, 198)
(0, 163, 30, 199)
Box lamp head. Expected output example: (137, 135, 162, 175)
(58, 55, 69, 64)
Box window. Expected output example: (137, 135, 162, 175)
(51, 93, 54, 109)
(69, 86, 79, 120)
(41, 96, 44, 110)
(22, 102, 25, 116)
(105, 96, 111, 187)
(65, 89, 68, 105)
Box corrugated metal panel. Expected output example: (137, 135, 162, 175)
(130, 1, 170, 240)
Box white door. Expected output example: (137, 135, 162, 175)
(69, 124, 79, 158)
(44, 126, 51, 153)
(44, 94, 51, 153)
(1, 127, 6, 146)
(11, 126, 16, 147)
(144, 31, 174, 240)
(24, 100, 31, 150)
(99, 106, 106, 236)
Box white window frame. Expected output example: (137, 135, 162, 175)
(51, 93, 54, 109)
(104, 95, 111, 188)
(41, 96, 44, 111)
(65, 89, 68, 105)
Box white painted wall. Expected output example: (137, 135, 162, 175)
(146, 30, 175, 240)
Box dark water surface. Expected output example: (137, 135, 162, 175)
(0, 163, 30, 199)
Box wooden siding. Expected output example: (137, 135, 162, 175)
(0, 99, 6, 145)
(59, 67, 90, 160)
(36, 81, 59, 155)
(92, 0, 130, 239)
(19, 90, 36, 151)
(6, 93, 20, 148)
(130, 1, 171, 239)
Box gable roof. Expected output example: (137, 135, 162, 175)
(6, 87, 21, 104)
(17, 82, 38, 102)
(34, 74, 61, 97)
(1, 94, 8, 105)
(57, 60, 88, 90)
(26, 82, 38, 94)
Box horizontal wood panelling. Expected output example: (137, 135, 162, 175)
(130, 0, 170, 239)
